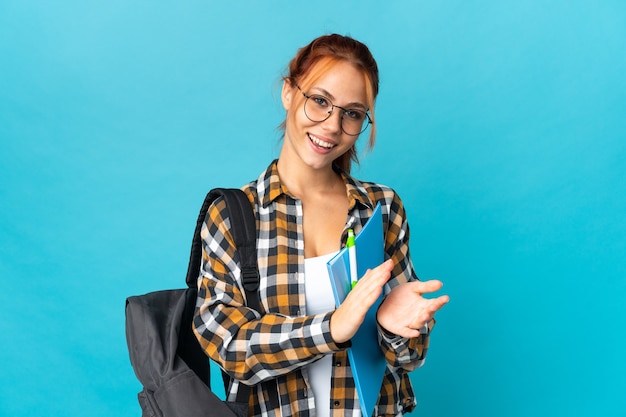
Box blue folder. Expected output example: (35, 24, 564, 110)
(327, 203, 386, 417)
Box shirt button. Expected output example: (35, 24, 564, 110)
(334, 400, 340, 407)
(335, 361, 342, 367)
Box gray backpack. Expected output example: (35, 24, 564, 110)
(125, 188, 275, 417)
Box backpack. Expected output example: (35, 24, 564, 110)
(125, 188, 262, 417)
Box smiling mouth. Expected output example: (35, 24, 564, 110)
(308, 133, 336, 149)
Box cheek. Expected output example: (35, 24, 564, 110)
(284, 110, 299, 133)
(346, 136, 359, 149)
(286, 105, 313, 131)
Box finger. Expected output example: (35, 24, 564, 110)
(358, 259, 393, 285)
(396, 327, 422, 339)
(345, 265, 390, 305)
(407, 297, 449, 325)
(368, 259, 394, 277)
(422, 295, 450, 315)
(409, 279, 444, 294)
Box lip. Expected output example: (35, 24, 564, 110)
(307, 133, 337, 153)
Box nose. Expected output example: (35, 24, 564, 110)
(320, 106, 343, 133)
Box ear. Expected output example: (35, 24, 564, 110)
(281, 80, 295, 111)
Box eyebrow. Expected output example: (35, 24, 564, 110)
(310, 87, 368, 110)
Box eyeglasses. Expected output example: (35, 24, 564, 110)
(297, 85, 372, 136)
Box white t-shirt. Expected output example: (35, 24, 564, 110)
(304, 252, 361, 417)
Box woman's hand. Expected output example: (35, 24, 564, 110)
(377, 279, 449, 339)
(330, 259, 394, 344)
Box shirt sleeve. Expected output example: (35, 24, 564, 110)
(192, 197, 347, 385)
(377, 190, 436, 371)
(378, 319, 435, 371)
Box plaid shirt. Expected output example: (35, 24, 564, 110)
(193, 160, 434, 417)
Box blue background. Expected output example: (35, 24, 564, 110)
(1, 1, 625, 416)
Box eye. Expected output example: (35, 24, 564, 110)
(311, 95, 330, 108)
(344, 109, 365, 121)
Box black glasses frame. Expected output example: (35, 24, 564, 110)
(296, 85, 372, 136)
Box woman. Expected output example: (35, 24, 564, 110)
(193, 34, 449, 417)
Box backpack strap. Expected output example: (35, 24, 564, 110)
(186, 189, 243, 287)
(186, 187, 262, 313)
(211, 189, 262, 313)
(185, 188, 278, 408)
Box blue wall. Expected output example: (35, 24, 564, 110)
(1, 1, 624, 416)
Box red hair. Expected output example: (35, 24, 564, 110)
(282, 34, 379, 173)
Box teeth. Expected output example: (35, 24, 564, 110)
(309, 134, 335, 149)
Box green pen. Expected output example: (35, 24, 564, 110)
(347, 229, 358, 289)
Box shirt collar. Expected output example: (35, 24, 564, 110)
(259, 160, 375, 211)
(339, 169, 375, 211)
(258, 160, 287, 208)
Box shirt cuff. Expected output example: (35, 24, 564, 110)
(378, 325, 408, 349)
(378, 322, 431, 348)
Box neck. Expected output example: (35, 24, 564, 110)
(276, 157, 341, 199)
